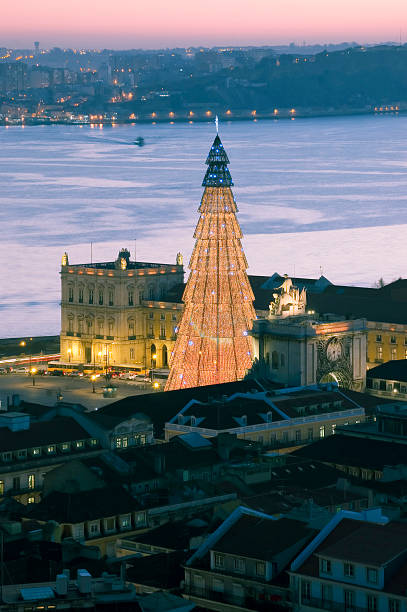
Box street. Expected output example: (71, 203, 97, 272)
(0, 374, 157, 410)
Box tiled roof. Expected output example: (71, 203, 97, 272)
(0, 416, 91, 452)
(318, 520, 407, 566)
(25, 485, 140, 523)
(293, 434, 407, 470)
(213, 515, 315, 561)
(367, 360, 407, 383)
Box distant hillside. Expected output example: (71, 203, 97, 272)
(168, 45, 407, 112)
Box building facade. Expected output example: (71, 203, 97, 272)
(60, 248, 184, 371)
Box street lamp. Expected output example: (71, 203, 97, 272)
(30, 367, 37, 386)
(151, 353, 157, 384)
(91, 374, 96, 393)
(153, 381, 160, 391)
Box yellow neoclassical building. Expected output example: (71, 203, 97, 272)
(60, 249, 184, 372)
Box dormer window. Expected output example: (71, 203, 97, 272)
(2, 452, 12, 462)
(31, 447, 41, 456)
(233, 558, 245, 573)
(321, 559, 331, 574)
(214, 554, 224, 569)
(366, 567, 378, 584)
(75, 440, 84, 449)
(47, 445, 56, 454)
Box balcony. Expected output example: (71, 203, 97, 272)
(184, 585, 283, 611)
(302, 596, 367, 612)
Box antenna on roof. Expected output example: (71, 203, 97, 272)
(215, 115, 219, 134)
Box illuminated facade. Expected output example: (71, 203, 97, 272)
(165, 134, 255, 390)
(60, 249, 184, 372)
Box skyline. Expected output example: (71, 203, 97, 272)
(3, 0, 407, 49)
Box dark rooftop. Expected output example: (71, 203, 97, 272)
(293, 434, 407, 470)
(367, 360, 407, 383)
(213, 515, 315, 561)
(25, 485, 140, 523)
(0, 416, 91, 452)
(318, 520, 407, 566)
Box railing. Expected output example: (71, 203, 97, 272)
(185, 586, 285, 611)
(302, 597, 367, 612)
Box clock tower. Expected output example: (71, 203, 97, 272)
(250, 277, 367, 391)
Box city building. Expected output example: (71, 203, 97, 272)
(60, 248, 184, 371)
(166, 133, 255, 390)
(366, 360, 407, 401)
(289, 508, 407, 612)
(165, 384, 367, 449)
(184, 505, 316, 609)
(251, 275, 367, 390)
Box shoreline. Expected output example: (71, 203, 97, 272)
(0, 107, 403, 127)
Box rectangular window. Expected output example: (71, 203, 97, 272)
(214, 553, 224, 568)
(121, 515, 131, 529)
(61, 442, 70, 452)
(307, 428, 313, 441)
(13, 476, 20, 491)
(319, 425, 325, 438)
(321, 583, 332, 602)
(295, 430, 301, 441)
(28, 496, 35, 504)
(377, 346, 383, 360)
(28, 474, 35, 489)
(89, 289, 94, 304)
(89, 439, 98, 446)
(68, 287, 74, 303)
(390, 336, 397, 344)
(149, 312, 154, 319)
(105, 518, 115, 531)
(128, 292, 134, 306)
(301, 580, 311, 601)
(160, 313, 165, 320)
(18, 450, 27, 459)
(32, 447, 41, 456)
(233, 558, 245, 573)
(391, 348, 397, 360)
(344, 590, 354, 608)
(321, 558, 331, 574)
(344, 562, 354, 577)
(47, 445, 56, 454)
(367, 594, 378, 611)
(332, 423, 337, 434)
(376, 334, 382, 342)
(78, 288, 83, 303)
(0, 481, 4, 495)
(75, 441, 84, 449)
(366, 567, 378, 584)
(116, 438, 122, 448)
(256, 562, 266, 577)
(389, 599, 400, 612)
(160, 324, 166, 338)
(130, 348, 134, 359)
(89, 522, 99, 534)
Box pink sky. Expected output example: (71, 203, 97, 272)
(3, 0, 407, 48)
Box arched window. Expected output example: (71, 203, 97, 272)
(97, 318, 104, 335)
(68, 285, 74, 303)
(162, 345, 168, 367)
(88, 287, 94, 305)
(272, 351, 279, 369)
(98, 288, 104, 305)
(67, 315, 74, 333)
(77, 316, 83, 333)
(78, 285, 84, 304)
(108, 287, 114, 306)
(108, 318, 114, 336)
(128, 319, 135, 337)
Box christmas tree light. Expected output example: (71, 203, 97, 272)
(165, 134, 255, 391)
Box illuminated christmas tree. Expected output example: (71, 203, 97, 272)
(165, 132, 255, 391)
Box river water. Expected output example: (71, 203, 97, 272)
(1, 115, 407, 337)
